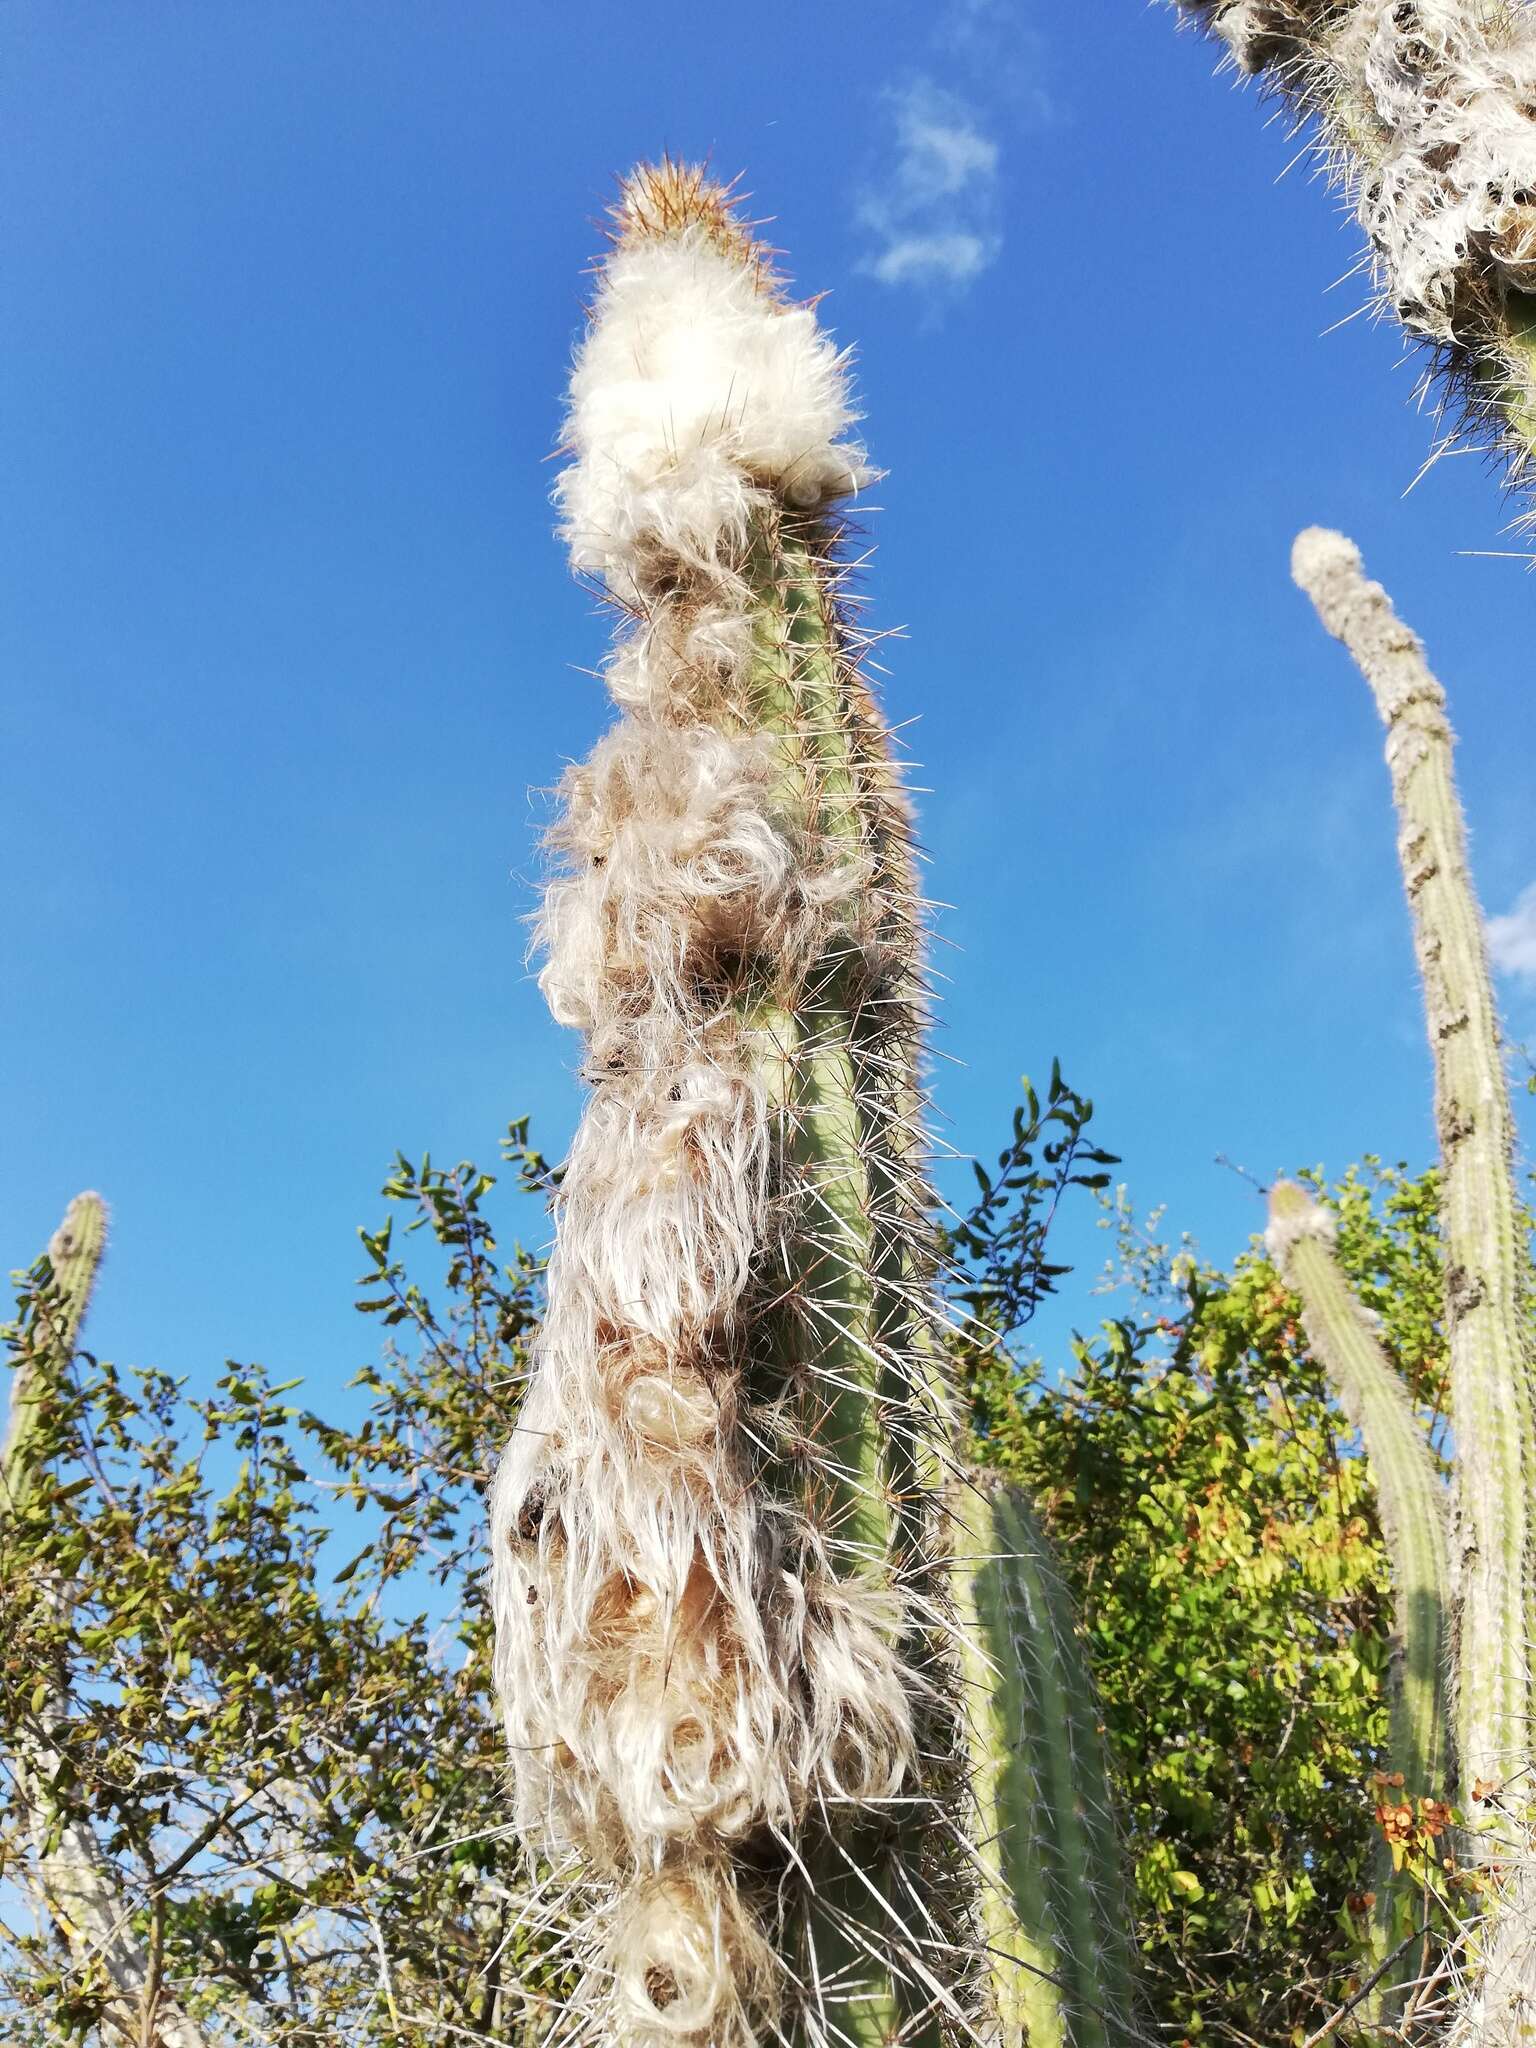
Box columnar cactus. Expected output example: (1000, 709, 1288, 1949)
(1291, 528, 1536, 2046)
(1171, 0, 1536, 483)
(488, 163, 1146, 2048)
(2, 1190, 108, 1511)
(949, 1475, 1139, 2048)
(487, 164, 965, 2048)
(1266, 1178, 1452, 2017)
(2, 1195, 210, 2048)
(1266, 1180, 1451, 1804)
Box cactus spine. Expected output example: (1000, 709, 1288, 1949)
(1292, 528, 1536, 2045)
(949, 1475, 1139, 2048)
(1266, 1180, 1452, 1803)
(1171, 0, 1536, 485)
(487, 165, 964, 2048)
(3, 1195, 210, 2048)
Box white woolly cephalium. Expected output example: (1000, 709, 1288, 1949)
(555, 230, 869, 592)
(489, 166, 957, 2046)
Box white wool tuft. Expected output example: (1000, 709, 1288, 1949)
(604, 1864, 777, 2048)
(536, 720, 868, 1033)
(555, 231, 869, 593)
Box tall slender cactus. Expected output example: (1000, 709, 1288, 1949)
(1291, 527, 1536, 2046)
(487, 164, 966, 2048)
(2, 1192, 106, 1511)
(1171, 0, 1536, 488)
(2, 1195, 210, 2048)
(1267, 1178, 1452, 2021)
(488, 162, 1147, 2048)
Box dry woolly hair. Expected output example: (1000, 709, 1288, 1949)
(490, 164, 957, 2044)
(1179, 0, 1536, 484)
(602, 1862, 779, 2048)
(536, 721, 865, 1035)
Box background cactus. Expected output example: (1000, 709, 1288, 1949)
(1266, 1177, 1452, 2018)
(949, 1474, 1139, 2048)
(1291, 527, 1536, 2045)
(2, 1195, 210, 2048)
(1170, 0, 1536, 486)
(1265, 1179, 1452, 1806)
(2, 1192, 106, 1511)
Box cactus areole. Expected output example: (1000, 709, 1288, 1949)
(487, 164, 967, 2048)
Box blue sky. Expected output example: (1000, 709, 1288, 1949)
(4, 0, 1533, 1401)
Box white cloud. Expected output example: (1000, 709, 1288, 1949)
(854, 3, 1053, 301)
(1489, 882, 1536, 985)
(937, 0, 1053, 118)
(896, 103, 999, 197)
(867, 231, 993, 288)
(857, 79, 1003, 296)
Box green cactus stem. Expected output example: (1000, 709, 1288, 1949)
(3, 1195, 210, 2048)
(742, 511, 945, 2048)
(1267, 1178, 1452, 2021)
(1292, 526, 1536, 2047)
(1267, 1179, 1452, 1802)
(949, 1473, 1140, 2048)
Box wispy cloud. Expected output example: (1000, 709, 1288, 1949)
(854, 2, 1051, 301)
(937, 0, 1052, 117)
(858, 80, 1002, 291)
(1489, 882, 1536, 985)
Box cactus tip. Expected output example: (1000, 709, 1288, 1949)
(1290, 524, 1360, 598)
(611, 158, 774, 282)
(1265, 1179, 1336, 1270)
(47, 1191, 108, 1267)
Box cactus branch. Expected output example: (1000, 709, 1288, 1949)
(1267, 1179, 1452, 1801)
(1170, 0, 1536, 491)
(3, 1195, 210, 2048)
(2, 1191, 106, 1511)
(1266, 1178, 1452, 2022)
